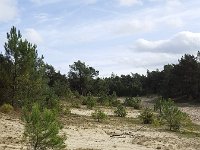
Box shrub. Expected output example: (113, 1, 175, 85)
(98, 95, 110, 106)
(114, 104, 127, 117)
(154, 98, 163, 113)
(156, 99, 191, 131)
(124, 97, 142, 109)
(109, 91, 118, 106)
(111, 100, 121, 107)
(82, 96, 88, 105)
(86, 96, 96, 109)
(154, 98, 174, 114)
(71, 100, 81, 108)
(139, 107, 154, 124)
(161, 104, 190, 131)
(23, 103, 66, 150)
(92, 109, 107, 122)
(63, 107, 71, 116)
(0, 103, 14, 114)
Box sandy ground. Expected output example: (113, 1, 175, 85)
(0, 98, 200, 150)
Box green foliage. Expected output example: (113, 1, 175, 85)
(139, 107, 154, 124)
(92, 109, 107, 122)
(23, 103, 66, 150)
(111, 99, 121, 107)
(108, 91, 120, 107)
(71, 100, 81, 108)
(98, 94, 110, 106)
(0, 103, 14, 114)
(154, 97, 164, 113)
(114, 104, 127, 117)
(124, 97, 142, 109)
(161, 101, 190, 131)
(68, 60, 99, 96)
(63, 107, 71, 116)
(154, 99, 191, 131)
(86, 95, 96, 109)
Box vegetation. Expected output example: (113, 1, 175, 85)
(92, 109, 107, 122)
(23, 103, 66, 150)
(0, 103, 14, 114)
(0, 26, 200, 148)
(86, 95, 96, 109)
(139, 107, 154, 124)
(153, 99, 191, 131)
(124, 97, 142, 109)
(114, 104, 127, 117)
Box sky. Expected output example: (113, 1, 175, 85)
(0, 0, 200, 77)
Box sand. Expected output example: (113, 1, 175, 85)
(0, 99, 200, 150)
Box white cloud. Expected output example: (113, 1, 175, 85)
(134, 31, 200, 54)
(30, 0, 97, 5)
(30, 0, 63, 5)
(0, 0, 18, 22)
(24, 28, 43, 44)
(118, 0, 142, 6)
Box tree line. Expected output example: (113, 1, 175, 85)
(1, 27, 200, 108)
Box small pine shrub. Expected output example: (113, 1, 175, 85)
(139, 107, 154, 124)
(156, 98, 191, 131)
(114, 104, 127, 117)
(92, 110, 107, 122)
(98, 95, 110, 106)
(154, 98, 163, 113)
(154, 98, 174, 114)
(0, 103, 14, 114)
(71, 100, 81, 108)
(82, 96, 88, 105)
(86, 96, 96, 109)
(161, 104, 190, 131)
(73, 91, 81, 98)
(111, 100, 121, 107)
(23, 103, 66, 149)
(124, 97, 142, 109)
(63, 107, 71, 116)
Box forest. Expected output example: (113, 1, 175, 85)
(1, 27, 200, 107)
(1, 27, 200, 150)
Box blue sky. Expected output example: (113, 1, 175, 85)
(1, 0, 200, 77)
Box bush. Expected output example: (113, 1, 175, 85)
(114, 104, 127, 117)
(0, 103, 14, 114)
(161, 103, 190, 131)
(111, 100, 121, 107)
(154, 98, 174, 114)
(71, 100, 81, 108)
(63, 107, 71, 116)
(92, 109, 107, 122)
(98, 95, 110, 106)
(155, 99, 191, 131)
(139, 107, 154, 124)
(23, 103, 66, 150)
(124, 97, 142, 109)
(86, 96, 96, 109)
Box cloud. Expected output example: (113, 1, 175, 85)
(30, 0, 63, 5)
(30, 0, 97, 5)
(134, 31, 200, 54)
(0, 0, 18, 22)
(118, 0, 143, 6)
(24, 28, 43, 44)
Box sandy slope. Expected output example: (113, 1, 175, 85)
(0, 102, 200, 150)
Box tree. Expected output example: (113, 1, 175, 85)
(68, 60, 99, 95)
(45, 64, 71, 98)
(23, 103, 66, 150)
(0, 54, 12, 105)
(2, 26, 58, 108)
